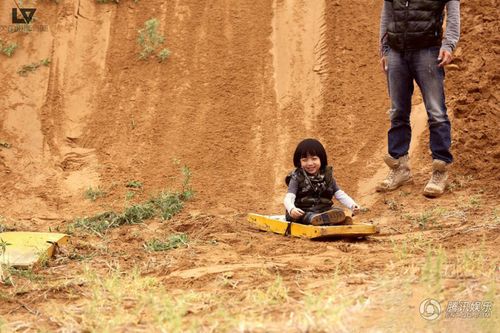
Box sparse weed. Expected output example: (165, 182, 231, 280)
(18, 59, 51, 76)
(73, 166, 193, 235)
(448, 174, 473, 192)
(143, 233, 188, 252)
(298, 274, 350, 330)
(149, 190, 185, 220)
(96, 0, 119, 3)
(74, 203, 155, 236)
(0, 238, 10, 256)
(0, 40, 18, 57)
(218, 272, 239, 289)
(73, 211, 120, 235)
(468, 195, 482, 209)
(137, 18, 171, 62)
(125, 191, 135, 200)
(53, 266, 203, 331)
(404, 210, 436, 229)
(126, 180, 143, 189)
(84, 186, 106, 201)
(391, 233, 433, 262)
(251, 275, 288, 305)
(0, 264, 13, 286)
(158, 48, 171, 62)
(9, 267, 43, 282)
(384, 198, 401, 211)
(492, 209, 500, 224)
(421, 245, 446, 295)
(121, 203, 155, 224)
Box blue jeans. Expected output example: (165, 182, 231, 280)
(386, 46, 453, 163)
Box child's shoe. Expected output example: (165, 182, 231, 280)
(308, 208, 346, 226)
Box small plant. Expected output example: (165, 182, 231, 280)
(0, 40, 18, 57)
(84, 186, 106, 201)
(143, 233, 188, 252)
(126, 180, 143, 189)
(421, 246, 446, 294)
(0, 239, 10, 256)
(96, 0, 119, 3)
(0, 142, 11, 148)
(468, 195, 482, 209)
(0, 239, 12, 286)
(251, 275, 289, 305)
(404, 209, 439, 230)
(157, 48, 171, 62)
(125, 191, 135, 200)
(137, 18, 171, 62)
(9, 267, 43, 282)
(150, 191, 184, 220)
(448, 175, 473, 192)
(17, 58, 51, 76)
(493, 209, 500, 224)
(73, 166, 193, 235)
(383, 198, 400, 211)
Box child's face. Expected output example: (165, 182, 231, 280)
(300, 154, 321, 175)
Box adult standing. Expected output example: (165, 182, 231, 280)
(376, 0, 460, 197)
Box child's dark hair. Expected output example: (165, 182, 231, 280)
(293, 138, 328, 169)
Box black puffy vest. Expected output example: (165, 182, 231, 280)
(386, 0, 448, 51)
(285, 166, 335, 212)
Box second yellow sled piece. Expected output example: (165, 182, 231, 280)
(0, 232, 69, 267)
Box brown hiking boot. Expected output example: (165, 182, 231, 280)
(308, 208, 346, 226)
(376, 155, 412, 192)
(423, 160, 448, 198)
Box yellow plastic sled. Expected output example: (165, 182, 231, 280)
(0, 232, 69, 267)
(248, 213, 378, 239)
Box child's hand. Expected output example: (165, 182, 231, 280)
(290, 208, 305, 219)
(351, 205, 360, 216)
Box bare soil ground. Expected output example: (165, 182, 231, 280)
(0, 0, 498, 332)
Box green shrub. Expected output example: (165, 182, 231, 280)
(126, 180, 143, 188)
(137, 18, 171, 62)
(0, 40, 18, 57)
(84, 186, 106, 201)
(144, 234, 188, 252)
(72, 166, 193, 236)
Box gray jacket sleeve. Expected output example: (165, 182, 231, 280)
(441, 1, 460, 53)
(379, 1, 391, 56)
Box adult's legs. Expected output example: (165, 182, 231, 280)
(412, 47, 453, 163)
(377, 49, 414, 192)
(387, 49, 414, 158)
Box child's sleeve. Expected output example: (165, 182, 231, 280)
(334, 189, 358, 210)
(283, 177, 299, 214)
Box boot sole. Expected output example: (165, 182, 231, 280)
(376, 177, 413, 192)
(310, 209, 346, 226)
(423, 182, 448, 198)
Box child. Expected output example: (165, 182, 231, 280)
(284, 138, 360, 226)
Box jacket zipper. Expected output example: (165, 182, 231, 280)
(404, 0, 409, 50)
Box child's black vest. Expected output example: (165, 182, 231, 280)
(386, 0, 448, 51)
(285, 166, 335, 212)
